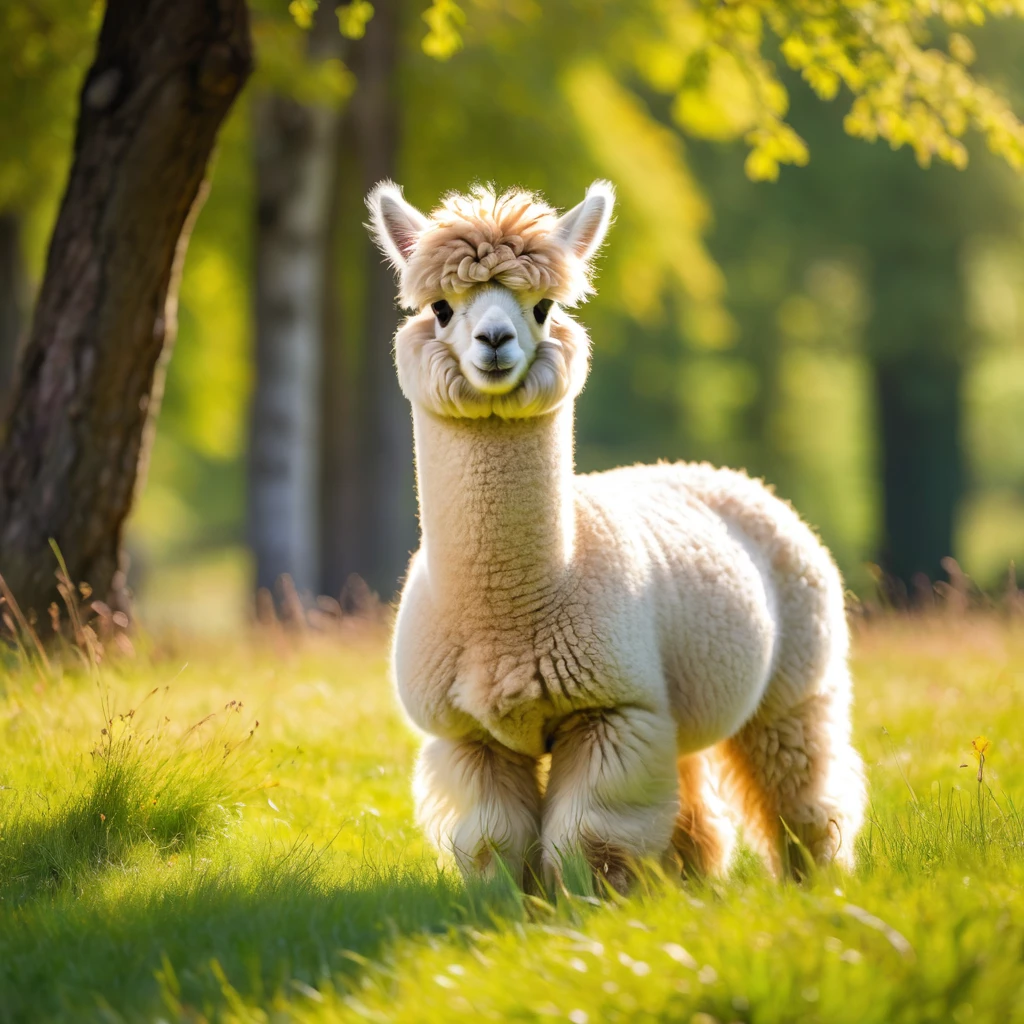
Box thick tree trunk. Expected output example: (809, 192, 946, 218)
(0, 0, 251, 622)
(248, 7, 341, 596)
(0, 212, 26, 416)
(320, 0, 415, 601)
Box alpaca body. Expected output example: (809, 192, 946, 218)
(367, 179, 865, 888)
(397, 411, 795, 758)
(395, 405, 859, 883)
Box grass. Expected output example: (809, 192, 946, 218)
(1, 616, 1024, 1022)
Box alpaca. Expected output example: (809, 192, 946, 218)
(366, 179, 866, 890)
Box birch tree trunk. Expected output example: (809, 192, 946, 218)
(247, 8, 341, 597)
(0, 211, 26, 415)
(320, 0, 415, 602)
(0, 0, 251, 624)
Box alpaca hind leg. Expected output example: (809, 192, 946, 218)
(671, 752, 737, 879)
(414, 736, 542, 885)
(719, 690, 865, 878)
(542, 706, 678, 894)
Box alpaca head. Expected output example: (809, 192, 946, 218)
(366, 181, 614, 419)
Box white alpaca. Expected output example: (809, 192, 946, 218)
(366, 180, 865, 890)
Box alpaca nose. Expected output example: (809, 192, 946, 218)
(474, 325, 516, 349)
(472, 307, 517, 350)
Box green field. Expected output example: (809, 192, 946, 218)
(2, 616, 1023, 1022)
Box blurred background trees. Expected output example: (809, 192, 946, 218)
(2, 0, 1024, 629)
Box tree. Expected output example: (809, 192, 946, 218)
(247, 2, 348, 597)
(0, 213, 25, 412)
(319, 0, 413, 602)
(0, 0, 251, 622)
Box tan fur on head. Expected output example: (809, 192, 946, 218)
(367, 181, 614, 310)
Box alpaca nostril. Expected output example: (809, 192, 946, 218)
(474, 328, 515, 349)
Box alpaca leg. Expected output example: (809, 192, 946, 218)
(542, 706, 678, 893)
(671, 752, 737, 878)
(414, 736, 542, 884)
(719, 687, 865, 878)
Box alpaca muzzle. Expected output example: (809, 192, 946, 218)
(470, 308, 522, 376)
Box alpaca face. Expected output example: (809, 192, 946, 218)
(366, 180, 614, 419)
(390, 296, 589, 420)
(430, 284, 549, 397)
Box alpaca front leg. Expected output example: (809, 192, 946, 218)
(542, 706, 678, 893)
(414, 736, 542, 884)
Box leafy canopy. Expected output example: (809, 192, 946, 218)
(632, 0, 1024, 179)
(292, 0, 1024, 182)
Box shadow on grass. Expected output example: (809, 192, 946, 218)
(0, 846, 525, 1023)
(0, 751, 242, 906)
(0, 693, 257, 909)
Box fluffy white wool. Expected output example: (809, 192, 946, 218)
(367, 180, 866, 889)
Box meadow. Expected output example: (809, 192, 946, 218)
(1, 610, 1023, 1022)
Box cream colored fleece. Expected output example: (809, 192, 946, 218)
(367, 180, 866, 890)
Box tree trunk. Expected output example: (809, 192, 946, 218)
(874, 356, 963, 597)
(318, 116, 362, 603)
(0, 211, 26, 417)
(320, 0, 415, 602)
(248, 7, 341, 597)
(0, 0, 251, 623)
(868, 250, 965, 599)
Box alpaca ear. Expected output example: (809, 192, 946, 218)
(366, 180, 430, 270)
(554, 180, 615, 261)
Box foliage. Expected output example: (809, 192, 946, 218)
(1, 620, 1024, 1018)
(421, 0, 467, 60)
(336, 1, 375, 40)
(414, 0, 1024, 180)
(656, 0, 1024, 179)
(249, 1, 354, 103)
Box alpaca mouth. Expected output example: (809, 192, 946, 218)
(478, 365, 513, 379)
(468, 358, 523, 396)
(472, 354, 517, 380)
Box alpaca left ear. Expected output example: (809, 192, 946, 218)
(554, 180, 615, 261)
(366, 180, 431, 270)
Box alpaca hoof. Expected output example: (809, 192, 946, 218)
(583, 838, 635, 895)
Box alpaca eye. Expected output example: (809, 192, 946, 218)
(431, 299, 453, 328)
(533, 298, 554, 325)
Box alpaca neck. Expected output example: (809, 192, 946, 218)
(411, 403, 576, 609)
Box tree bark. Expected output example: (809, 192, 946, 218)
(0, 0, 251, 622)
(248, 6, 341, 597)
(320, 0, 415, 601)
(0, 211, 26, 416)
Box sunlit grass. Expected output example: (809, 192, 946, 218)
(1, 615, 1023, 1021)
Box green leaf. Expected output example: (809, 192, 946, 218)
(337, 1, 374, 40)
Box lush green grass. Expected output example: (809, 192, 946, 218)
(2, 617, 1024, 1022)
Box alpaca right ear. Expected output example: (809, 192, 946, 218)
(554, 180, 615, 262)
(366, 181, 430, 270)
